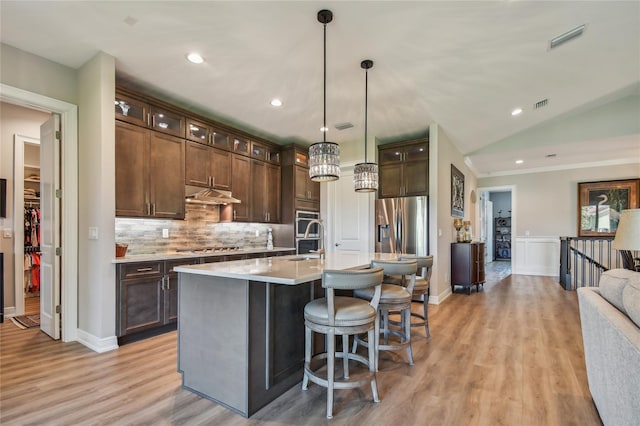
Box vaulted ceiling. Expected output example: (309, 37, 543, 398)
(1, 1, 638, 175)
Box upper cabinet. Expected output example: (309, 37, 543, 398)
(185, 141, 232, 190)
(250, 160, 281, 223)
(115, 86, 281, 224)
(116, 121, 185, 219)
(115, 91, 185, 138)
(378, 138, 429, 198)
(281, 144, 320, 226)
(186, 119, 233, 151)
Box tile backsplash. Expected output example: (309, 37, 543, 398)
(116, 204, 286, 254)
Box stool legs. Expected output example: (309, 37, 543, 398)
(368, 327, 380, 402)
(342, 336, 350, 379)
(302, 325, 311, 390)
(327, 331, 335, 419)
(353, 305, 413, 369)
(404, 308, 414, 365)
(422, 300, 430, 339)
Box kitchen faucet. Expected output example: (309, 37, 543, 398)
(304, 219, 325, 259)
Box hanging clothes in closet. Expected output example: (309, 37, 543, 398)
(24, 206, 41, 294)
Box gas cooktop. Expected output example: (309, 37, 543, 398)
(177, 246, 241, 254)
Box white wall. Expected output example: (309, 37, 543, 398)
(77, 52, 116, 340)
(479, 163, 639, 238)
(431, 124, 477, 302)
(0, 43, 77, 104)
(0, 102, 51, 312)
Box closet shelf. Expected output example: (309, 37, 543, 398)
(24, 164, 40, 170)
(24, 177, 41, 183)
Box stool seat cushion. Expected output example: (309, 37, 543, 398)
(413, 280, 429, 293)
(305, 297, 376, 327)
(355, 284, 411, 304)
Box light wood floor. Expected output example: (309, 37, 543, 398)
(0, 270, 602, 425)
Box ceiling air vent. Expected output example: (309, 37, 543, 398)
(334, 122, 354, 131)
(534, 98, 548, 110)
(549, 24, 586, 50)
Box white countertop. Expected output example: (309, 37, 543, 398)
(174, 252, 401, 285)
(112, 247, 295, 264)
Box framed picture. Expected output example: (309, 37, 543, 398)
(451, 164, 464, 218)
(578, 179, 640, 237)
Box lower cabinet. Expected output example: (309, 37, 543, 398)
(117, 252, 296, 343)
(116, 259, 199, 340)
(451, 242, 485, 294)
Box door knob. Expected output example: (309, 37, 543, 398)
(335, 243, 341, 247)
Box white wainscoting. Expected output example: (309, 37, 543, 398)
(513, 237, 560, 277)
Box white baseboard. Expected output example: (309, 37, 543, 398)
(429, 287, 452, 304)
(4, 307, 17, 317)
(76, 329, 119, 353)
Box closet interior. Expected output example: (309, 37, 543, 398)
(23, 142, 40, 311)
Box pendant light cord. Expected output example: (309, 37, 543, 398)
(364, 67, 368, 162)
(323, 21, 327, 143)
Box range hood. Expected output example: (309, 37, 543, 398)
(185, 185, 241, 205)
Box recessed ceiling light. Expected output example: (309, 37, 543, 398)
(515, 160, 524, 164)
(270, 98, 283, 107)
(186, 52, 204, 64)
(511, 108, 523, 116)
(320, 126, 329, 132)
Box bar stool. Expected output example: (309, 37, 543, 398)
(302, 267, 384, 419)
(353, 259, 417, 369)
(389, 255, 433, 338)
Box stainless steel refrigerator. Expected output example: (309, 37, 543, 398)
(375, 196, 429, 255)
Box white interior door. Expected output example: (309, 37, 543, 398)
(39, 114, 61, 339)
(328, 170, 373, 252)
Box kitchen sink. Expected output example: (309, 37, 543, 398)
(287, 255, 319, 261)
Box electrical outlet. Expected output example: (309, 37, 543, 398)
(88, 227, 98, 240)
(162, 228, 169, 238)
(3, 229, 12, 239)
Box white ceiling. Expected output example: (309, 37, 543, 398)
(2, 1, 639, 176)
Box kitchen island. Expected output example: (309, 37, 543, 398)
(174, 252, 397, 417)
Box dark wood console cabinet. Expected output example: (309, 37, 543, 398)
(451, 242, 485, 294)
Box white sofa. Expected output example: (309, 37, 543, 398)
(577, 269, 640, 426)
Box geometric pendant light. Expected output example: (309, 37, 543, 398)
(354, 59, 378, 192)
(309, 9, 340, 182)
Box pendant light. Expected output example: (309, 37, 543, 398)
(354, 59, 378, 192)
(309, 9, 340, 182)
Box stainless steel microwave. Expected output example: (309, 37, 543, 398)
(295, 210, 320, 238)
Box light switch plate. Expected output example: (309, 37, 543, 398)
(255, 230, 260, 237)
(162, 228, 169, 238)
(88, 227, 98, 240)
(3, 229, 12, 239)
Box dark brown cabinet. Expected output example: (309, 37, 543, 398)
(117, 258, 198, 340)
(451, 242, 485, 294)
(378, 139, 429, 198)
(280, 145, 320, 247)
(251, 160, 281, 223)
(231, 154, 251, 222)
(186, 119, 233, 151)
(115, 122, 185, 219)
(115, 92, 185, 138)
(116, 261, 164, 337)
(185, 141, 232, 190)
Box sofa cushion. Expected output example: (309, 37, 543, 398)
(599, 269, 640, 315)
(623, 276, 640, 329)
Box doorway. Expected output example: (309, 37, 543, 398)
(479, 186, 514, 276)
(1, 84, 78, 343)
(15, 134, 45, 318)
